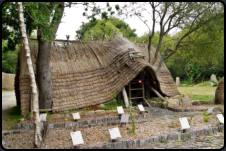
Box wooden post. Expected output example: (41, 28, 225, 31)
(53, 35, 55, 46)
(148, 85, 166, 101)
(66, 35, 70, 45)
(122, 86, 129, 108)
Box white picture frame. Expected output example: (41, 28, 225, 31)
(72, 113, 80, 120)
(109, 127, 121, 140)
(40, 113, 47, 122)
(179, 117, 190, 130)
(117, 106, 124, 114)
(138, 105, 145, 111)
(216, 114, 224, 123)
(70, 131, 84, 146)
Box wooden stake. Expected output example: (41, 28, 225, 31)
(122, 86, 129, 108)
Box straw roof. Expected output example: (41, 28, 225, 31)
(18, 34, 179, 115)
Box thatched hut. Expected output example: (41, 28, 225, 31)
(16, 34, 179, 116)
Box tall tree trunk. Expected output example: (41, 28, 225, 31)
(37, 2, 64, 110)
(37, 32, 52, 109)
(17, 2, 42, 148)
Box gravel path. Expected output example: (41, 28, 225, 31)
(133, 132, 224, 149)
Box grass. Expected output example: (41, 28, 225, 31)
(3, 106, 21, 129)
(101, 100, 125, 111)
(180, 80, 196, 85)
(177, 86, 216, 101)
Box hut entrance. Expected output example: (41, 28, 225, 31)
(125, 67, 160, 106)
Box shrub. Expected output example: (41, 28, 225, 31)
(201, 111, 212, 122)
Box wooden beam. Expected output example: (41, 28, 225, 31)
(122, 86, 129, 108)
(148, 85, 166, 101)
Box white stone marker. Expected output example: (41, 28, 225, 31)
(40, 113, 47, 122)
(179, 117, 190, 130)
(176, 77, 180, 86)
(70, 131, 84, 146)
(72, 113, 80, 120)
(109, 127, 121, 140)
(138, 105, 145, 112)
(41, 122, 44, 130)
(216, 114, 224, 123)
(206, 107, 214, 114)
(120, 114, 130, 123)
(117, 106, 124, 114)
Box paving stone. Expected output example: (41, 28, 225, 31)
(113, 142, 122, 149)
(102, 117, 107, 122)
(177, 133, 181, 141)
(149, 138, 154, 143)
(127, 140, 133, 148)
(122, 141, 127, 149)
(207, 128, 213, 135)
(106, 143, 113, 149)
(132, 140, 140, 148)
(190, 131, 196, 138)
(91, 119, 97, 124)
(154, 136, 159, 143)
(167, 134, 174, 141)
(213, 127, 219, 134)
(196, 130, 202, 136)
(144, 139, 149, 145)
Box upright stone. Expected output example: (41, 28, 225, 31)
(181, 93, 192, 106)
(210, 74, 218, 84)
(215, 77, 224, 104)
(176, 77, 180, 86)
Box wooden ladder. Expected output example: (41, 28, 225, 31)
(128, 81, 145, 103)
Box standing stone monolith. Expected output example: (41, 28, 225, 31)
(176, 77, 180, 86)
(210, 74, 218, 84)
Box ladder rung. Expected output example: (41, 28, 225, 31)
(130, 97, 144, 99)
(130, 88, 143, 90)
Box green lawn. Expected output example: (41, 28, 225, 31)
(177, 86, 216, 101)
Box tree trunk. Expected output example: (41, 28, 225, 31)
(37, 34, 53, 109)
(17, 2, 42, 148)
(15, 50, 20, 106)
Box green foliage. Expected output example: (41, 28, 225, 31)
(25, 112, 31, 118)
(2, 49, 18, 74)
(181, 134, 184, 140)
(161, 137, 167, 143)
(104, 135, 109, 139)
(128, 99, 136, 135)
(76, 17, 137, 41)
(3, 106, 22, 128)
(101, 100, 125, 110)
(207, 139, 213, 142)
(201, 110, 212, 122)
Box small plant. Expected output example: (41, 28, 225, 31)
(100, 125, 102, 128)
(11, 137, 16, 141)
(69, 107, 73, 113)
(161, 137, 167, 143)
(207, 139, 213, 142)
(65, 118, 67, 121)
(201, 110, 212, 122)
(128, 99, 136, 135)
(188, 115, 194, 124)
(104, 135, 109, 139)
(8, 144, 11, 148)
(46, 110, 53, 115)
(25, 112, 31, 119)
(170, 125, 174, 128)
(181, 134, 184, 140)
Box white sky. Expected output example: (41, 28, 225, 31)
(56, 2, 179, 40)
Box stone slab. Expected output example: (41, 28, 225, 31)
(113, 142, 122, 149)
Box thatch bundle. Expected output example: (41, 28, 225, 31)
(18, 34, 179, 116)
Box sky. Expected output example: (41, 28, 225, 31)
(56, 2, 146, 40)
(56, 2, 180, 40)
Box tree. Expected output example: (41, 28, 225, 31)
(2, 2, 36, 53)
(76, 16, 137, 41)
(17, 2, 42, 148)
(115, 2, 224, 75)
